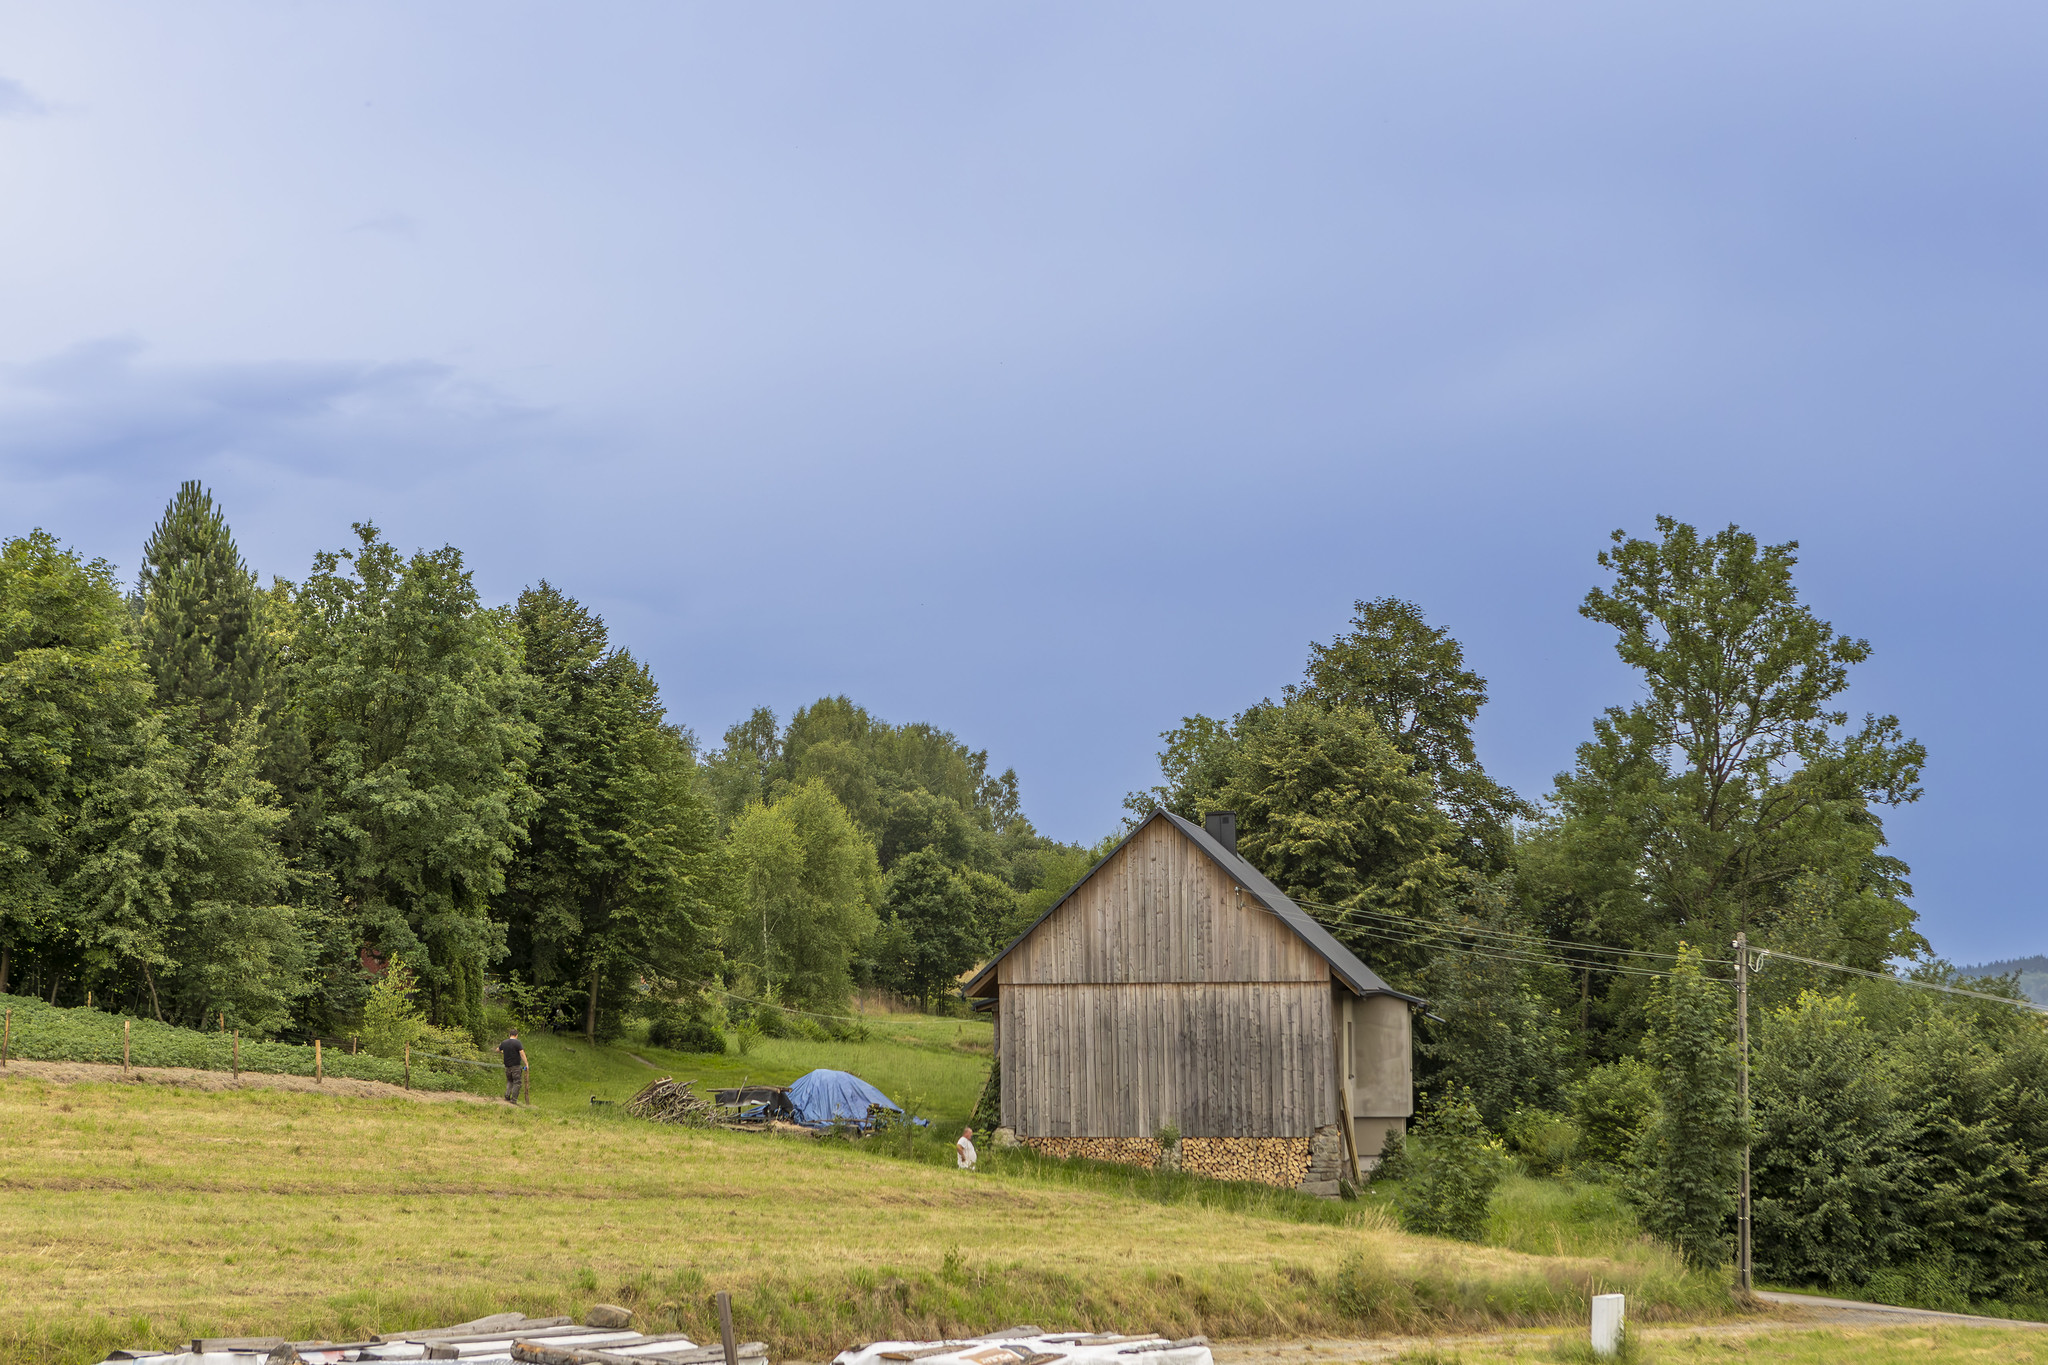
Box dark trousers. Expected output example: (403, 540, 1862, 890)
(504, 1065, 526, 1102)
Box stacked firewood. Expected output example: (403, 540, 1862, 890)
(1177, 1137, 1312, 1188)
(1020, 1135, 1312, 1188)
(624, 1077, 718, 1126)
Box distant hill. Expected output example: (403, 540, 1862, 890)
(1960, 955, 2048, 1007)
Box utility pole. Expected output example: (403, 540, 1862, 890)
(1735, 930, 1752, 1294)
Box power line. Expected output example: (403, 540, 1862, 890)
(1294, 895, 1735, 966)
(1752, 947, 2048, 1016)
(1295, 900, 1721, 982)
(1297, 898, 2044, 1015)
(1305, 907, 1717, 984)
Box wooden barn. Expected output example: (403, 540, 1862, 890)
(964, 809, 1419, 1193)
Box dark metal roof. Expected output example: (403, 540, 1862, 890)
(963, 808, 1422, 1004)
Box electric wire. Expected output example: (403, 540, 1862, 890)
(1298, 905, 1725, 984)
(1293, 895, 1735, 966)
(1752, 947, 2048, 1015)
(1292, 898, 2042, 1015)
(1294, 900, 1726, 981)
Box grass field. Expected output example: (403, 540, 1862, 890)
(523, 1008, 994, 1125)
(1393, 1322, 2048, 1362)
(0, 1053, 1725, 1365)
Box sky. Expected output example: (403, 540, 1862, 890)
(1, 4, 2043, 964)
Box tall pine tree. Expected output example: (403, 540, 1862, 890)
(135, 481, 268, 736)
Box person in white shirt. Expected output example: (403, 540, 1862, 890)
(956, 1126, 978, 1170)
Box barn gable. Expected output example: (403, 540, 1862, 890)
(964, 809, 1417, 1003)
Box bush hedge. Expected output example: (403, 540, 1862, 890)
(0, 993, 471, 1090)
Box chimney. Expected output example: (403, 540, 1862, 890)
(1203, 810, 1238, 855)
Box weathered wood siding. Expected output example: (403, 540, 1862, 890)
(1000, 820, 1329, 986)
(997, 822, 1337, 1138)
(999, 981, 1337, 1136)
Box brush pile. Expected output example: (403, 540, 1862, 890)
(624, 1077, 718, 1126)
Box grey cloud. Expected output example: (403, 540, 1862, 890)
(0, 76, 47, 117)
(0, 339, 548, 487)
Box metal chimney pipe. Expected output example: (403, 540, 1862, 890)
(1203, 810, 1238, 855)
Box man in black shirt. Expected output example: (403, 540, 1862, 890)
(499, 1031, 528, 1104)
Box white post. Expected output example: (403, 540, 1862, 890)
(1591, 1293, 1626, 1358)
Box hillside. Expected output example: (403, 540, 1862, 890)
(0, 1019, 1724, 1365)
(1962, 956, 2048, 1007)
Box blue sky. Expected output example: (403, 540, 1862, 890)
(2, 4, 2042, 963)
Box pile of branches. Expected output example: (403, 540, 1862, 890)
(623, 1077, 717, 1127)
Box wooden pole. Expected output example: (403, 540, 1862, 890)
(233, 1029, 240, 1079)
(123, 1018, 131, 1071)
(522, 1065, 530, 1104)
(1736, 931, 1752, 1295)
(315, 1037, 323, 1084)
(404, 1043, 411, 1090)
(716, 1291, 737, 1365)
(3, 1007, 10, 1066)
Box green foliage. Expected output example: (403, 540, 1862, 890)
(871, 850, 988, 1004)
(1881, 1005, 2048, 1303)
(0, 991, 466, 1088)
(134, 480, 269, 738)
(278, 523, 539, 1041)
(499, 583, 722, 1042)
(1568, 1057, 1659, 1171)
(1636, 944, 1742, 1269)
(0, 529, 301, 1032)
(1538, 519, 1926, 1063)
(1415, 881, 1574, 1127)
(647, 1013, 727, 1054)
(725, 779, 881, 1010)
(357, 958, 475, 1060)
(970, 1057, 1001, 1133)
(1751, 991, 1917, 1287)
(1390, 1090, 1503, 1242)
(1286, 597, 1531, 870)
(1501, 1108, 1580, 1177)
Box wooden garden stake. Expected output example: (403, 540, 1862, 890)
(233, 1029, 239, 1078)
(404, 1044, 411, 1090)
(123, 1019, 130, 1071)
(716, 1291, 737, 1365)
(315, 1037, 323, 1083)
(3, 1008, 10, 1066)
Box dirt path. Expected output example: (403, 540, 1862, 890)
(0, 1056, 500, 1104)
(1751, 1289, 2048, 1329)
(1210, 1293, 2047, 1364)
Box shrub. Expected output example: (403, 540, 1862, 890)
(1636, 945, 1741, 1271)
(648, 1014, 726, 1054)
(1568, 1058, 1658, 1171)
(0, 992, 468, 1089)
(1391, 1090, 1502, 1242)
(360, 959, 478, 1061)
(1503, 1107, 1580, 1177)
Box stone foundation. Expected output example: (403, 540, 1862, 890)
(1018, 1134, 1319, 1190)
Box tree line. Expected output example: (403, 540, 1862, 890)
(0, 483, 1080, 1045)
(1132, 515, 2046, 1310)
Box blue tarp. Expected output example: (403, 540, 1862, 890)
(786, 1068, 902, 1127)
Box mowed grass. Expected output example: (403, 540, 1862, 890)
(0, 1072, 1728, 1365)
(525, 1009, 995, 1126)
(1394, 1322, 2048, 1363)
